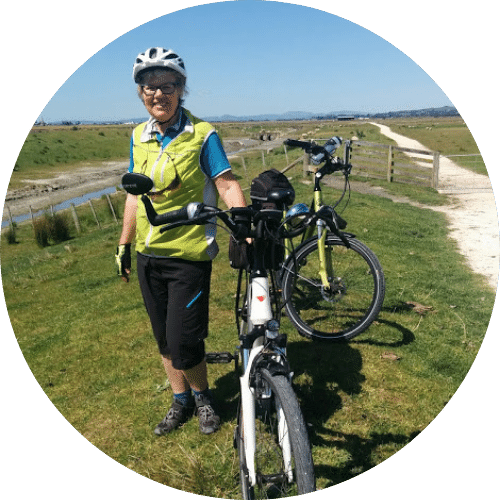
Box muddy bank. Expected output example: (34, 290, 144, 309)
(4, 162, 128, 216)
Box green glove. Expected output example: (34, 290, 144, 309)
(115, 244, 131, 281)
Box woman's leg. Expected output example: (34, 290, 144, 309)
(161, 355, 208, 393)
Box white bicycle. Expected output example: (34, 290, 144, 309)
(122, 172, 316, 499)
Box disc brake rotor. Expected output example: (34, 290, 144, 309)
(321, 277, 346, 302)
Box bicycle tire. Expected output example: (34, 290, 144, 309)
(282, 234, 385, 341)
(237, 368, 315, 499)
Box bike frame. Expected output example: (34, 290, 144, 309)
(238, 215, 294, 487)
(284, 140, 352, 292)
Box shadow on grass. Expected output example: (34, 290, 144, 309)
(210, 366, 241, 425)
(288, 340, 364, 426)
(288, 317, 416, 488)
(314, 428, 421, 488)
(351, 317, 416, 348)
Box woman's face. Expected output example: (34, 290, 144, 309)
(141, 72, 181, 124)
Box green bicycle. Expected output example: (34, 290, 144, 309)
(279, 137, 385, 341)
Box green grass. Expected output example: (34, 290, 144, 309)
(1, 166, 494, 496)
(10, 125, 132, 190)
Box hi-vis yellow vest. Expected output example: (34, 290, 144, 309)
(132, 110, 219, 260)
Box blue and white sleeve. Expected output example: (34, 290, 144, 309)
(200, 131, 232, 179)
(128, 136, 134, 173)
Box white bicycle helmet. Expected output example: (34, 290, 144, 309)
(133, 47, 187, 83)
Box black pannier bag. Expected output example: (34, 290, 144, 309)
(249, 169, 295, 210)
(229, 236, 250, 270)
(229, 233, 284, 271)
(229, 169, 295, 270)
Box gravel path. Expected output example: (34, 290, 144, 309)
(371, 122, 499, 290)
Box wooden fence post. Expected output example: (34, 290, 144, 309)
(240, 156, 250, 184)
(106, 194, 118, 223)
(6, 205, 14, 231)
(29, 206, 35, 228)
(261, 150, 266, 167)
(433, 152, 440, 189)
(303, 153, 310, 177)
(70, 204, 81, 234)
(387, 145, 394, 183)
(88, 200, 101, 228)
(240, 156, 247, 175)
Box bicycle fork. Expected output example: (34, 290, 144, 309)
(240, 345, 294, 487)
(240, 276, 293, 486)
(240, 344, 261, 486)
(317, 221, 334, 290)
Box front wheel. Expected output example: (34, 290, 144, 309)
(236, 368, 315, 498)
(281, 234, 385, 341)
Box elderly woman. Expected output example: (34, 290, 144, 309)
(116, 47, 247, 436)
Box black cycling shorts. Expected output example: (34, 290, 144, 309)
(137, 253, 212, 370)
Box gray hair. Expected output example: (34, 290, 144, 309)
(136, 68, 188, 104)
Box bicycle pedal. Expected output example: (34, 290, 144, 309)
(205, 352, 235, 364)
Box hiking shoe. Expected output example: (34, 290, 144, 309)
(195, 393, 221, 435)
(154, 400, 194, 436)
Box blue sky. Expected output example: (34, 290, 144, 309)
(38, 1, 453, 123)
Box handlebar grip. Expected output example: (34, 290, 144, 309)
(153, 205, 190, 226)
(142, 198, 202, 226)
(283, 139, 312, 150)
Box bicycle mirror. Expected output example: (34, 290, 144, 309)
(121, 173, 154, 195)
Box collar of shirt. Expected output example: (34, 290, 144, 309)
(139, 108, 186, 143)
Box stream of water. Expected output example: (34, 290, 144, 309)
(2, 186, 117, 229)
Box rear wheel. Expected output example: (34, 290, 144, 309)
(282, 235, 385, 341)
(237, 368, 315, 498)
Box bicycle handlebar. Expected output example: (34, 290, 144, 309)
(140, 195, 251, 239)
(310, 136, 342, 165)
(283, 136, 343, 165)
(140, 191, 351, 247)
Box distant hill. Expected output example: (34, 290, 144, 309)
(201, 111, 318, 122)
(369, 106, 459, 119)
(202, 106, 459, 123)
(37, 106, 459, 127)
